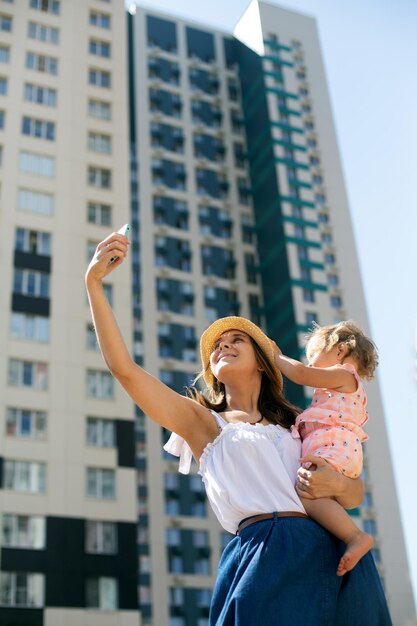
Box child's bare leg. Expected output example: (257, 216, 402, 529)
(301, 496, 374, 576)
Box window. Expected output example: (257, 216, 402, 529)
(294, 224, 305, 239)
(88, 99, 111, 120)
(8, 359, 48, 390)
(89, 68, 111, 88)
(0, 14, 12, 32)
(87, 201, 111, 226)
(3, 460, 46, 493)
(86, 577, 118, 610)
(140, 586, 152, 606)
(13, 269, 50, 298)
(89, 39, 110, 58)
(0, 109, 5, 129)
(86, 468, 116, 500)
(363, 519, 377, 536)
(85, 521, 117, 554)
(86, 322, 98, 350)
(28, 21, 59, 44)
(6, 407, 47, 439)
(22, 116, 55, 141)
(88, 132, 111, 154)
(2, 514, 46, 548)
(330, 295, 342, 308)
(20, 151, 55, 177)
(24, 83, 57, 107)
(10, 313, 49, 342)
(303, 288, 315, 303)
(165, 499, 180, 516)
(0, 572, 44, 607)
(0, 45, 10, 62)
(89, 11, 110, 29)
(193, 530, 208, 547)
(86, 417, 116, 447)
(196, 589, 211, 608)
(18, 188, 54, 214)
(182, 348, 196, 362)
(363, 491, 373, 508)
(86, 370, 114, 399)
(29, 0, 60, 15)
(26, 51, 58, 75)
(300, 267, 311, 282)
(15, 227, 51, 255)
(305, 311, 318, 325)
(169, 555, 183, 573)
(371, 547, 381, 563)
(0, 76, 7, 95)
(194, 558, 210, 575)
(169, 587, 184, 606)
(164, 470, 179, 490)
(160, 370, 173, 385)
(88, 166, 111, 189)
(327, 273, 339, 286)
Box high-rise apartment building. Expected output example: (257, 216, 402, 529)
(129, 2, 415, 625)
(0, 1, 137, 625)
(1, 1, 415, 626)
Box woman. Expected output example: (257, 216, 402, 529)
(86, 230, 392, 626)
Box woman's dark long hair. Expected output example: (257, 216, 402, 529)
(188, 337, 300, 429)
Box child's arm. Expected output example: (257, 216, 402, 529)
(271, 342, 356, 391)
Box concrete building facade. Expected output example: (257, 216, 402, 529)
(129, 2, 415, 625)
(0, 1, 137, 625)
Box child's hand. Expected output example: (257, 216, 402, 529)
(85, 232, 130, 284)
(269, 339, 282, 360)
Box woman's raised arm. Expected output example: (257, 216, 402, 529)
(85, 232, 211, 443)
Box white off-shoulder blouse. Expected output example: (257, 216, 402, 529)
(163, 410, 305, 534)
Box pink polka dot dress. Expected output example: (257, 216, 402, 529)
(291, 363, 369, 478)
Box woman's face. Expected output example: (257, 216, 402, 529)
(209, 330, 260, 384)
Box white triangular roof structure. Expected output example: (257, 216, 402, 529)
(233, 0, 265, 56)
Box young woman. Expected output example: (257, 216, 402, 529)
(86, 230, 392, 626)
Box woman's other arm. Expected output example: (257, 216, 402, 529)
(296, 456, 364, 509)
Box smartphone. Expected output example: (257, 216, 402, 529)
(108, 223, 131, 265)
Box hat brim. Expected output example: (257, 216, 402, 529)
(200, 316, 283, 392)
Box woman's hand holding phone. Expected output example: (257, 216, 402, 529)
(85, 224, 131, 284)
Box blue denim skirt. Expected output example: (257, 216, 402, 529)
(210, 514, 392, 626)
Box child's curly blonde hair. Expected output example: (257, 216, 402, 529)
(305, 320, 378, 381)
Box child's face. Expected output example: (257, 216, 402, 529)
(308, 344, 339, 368)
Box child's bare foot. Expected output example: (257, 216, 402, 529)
(337, 530, 374, 576)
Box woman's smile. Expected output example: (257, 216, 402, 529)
(218, 353, 237, 361)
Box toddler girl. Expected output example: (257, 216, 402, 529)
(274, 320, 377, 576)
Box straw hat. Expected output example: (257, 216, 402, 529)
(200, 316, 283, 391)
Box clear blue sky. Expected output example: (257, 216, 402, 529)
(135, 0, 417, 603)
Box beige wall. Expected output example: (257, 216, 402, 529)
(0, 1, 136, 623)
